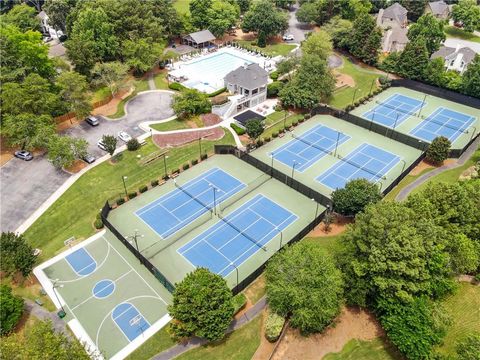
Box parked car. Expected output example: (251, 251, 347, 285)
(282, 34, 294, 41)
(97, 139, 107, 151)
(14, 150, 33, 161)
(118, 131, 132, 142)
(82, 153, 96, 164)
(85, 115, 100, 126)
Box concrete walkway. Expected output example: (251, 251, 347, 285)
(152, 297, 267, 360)
(24, 299, 70, 338)
(396, 135, 479, 201)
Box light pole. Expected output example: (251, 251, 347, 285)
(230, 262, 239, 290)
(369, 110, 376, 131)
(334, 132, 341, 156)
(209, 184, 217, 215)
(128, 229, 144, 257)
(369, 78, 375, 95)
(418, 94, 428, 118)
(291, 161, 300, 180)
(198, 136, 203, 159)
(283, 110, 288, 130)
(270, 153, 275, 177)
(351, 88, 360, 106)
(311, 198, 320, 221)
(163, 155, 169, 178)
(276, 227, 283, 250)
(400, 159, 406, 174)
(121, 176, 128, 198)
(52, 279, 65, 314)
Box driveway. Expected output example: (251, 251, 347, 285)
(0, 91, 173, 232)
(444, 38, 480, 54)
(287, 2, 313, 44)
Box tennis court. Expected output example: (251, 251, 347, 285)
(270, 124, 350, 172)
(316, 143, 400, 189)
(410, 107, 476, 142)
(136, 168, 245, 238)
(362, 93, 424, 128)
(178, 194, 298, 276)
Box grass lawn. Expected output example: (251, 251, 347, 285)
(444, 26, 480, 43)
(154, 71, 170, 90)
(109, 77, 150, 119)
(303, 233, 344, 256)
(324, 338, 402, 360)
(329, 56, 381, 110)
(436, 283, 480, 356)
(175, 315, 262, 360)
(243, 274, 266, 304)
(91, 86, 111, 104)
(126, 327, 175, 360)
(237, 40, 296, 57)
(383, 167, 435, 201)
(150, 116, 204, 132)
(262, 114, 304, 138)
(173, 0, 191, 14)
(24, 132, 235, 260)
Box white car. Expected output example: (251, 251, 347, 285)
(118, 131, 132, 142)
(97, 139, 107, 151)
(283, 34, 294, 41)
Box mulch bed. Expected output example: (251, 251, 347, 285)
(201, 113, 222, 126)
(153, 127, 225, 148)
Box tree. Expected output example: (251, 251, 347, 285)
(47, 135, 88, 169)
(296, 1, 319, 24)
(276, 54, 300, 81)
(237, 0, 250, 13)
(102, 135, 117, 156)
(91, 62, 129, 96)
(168, 268, 234, 341)
(207, 0, 240, 37)
(190, 0, 213, 29)
(301, 30, 332, 60)
(122, 39, 164, 74)
(323, 16, 353, 50)
(397, 37, 429, 80)
(274, 0, 294, 9)
(338, 201, 452, 307)
(456, 332, 480, 360)
(462, 54, 480, 98)
(2, 114, 56, 151)
(426, 136, 451, 165)
(407, 14, 445, 56)
(348, 13, 382, 65)
(172, 89, 211, 119)
(245, 118, 264, 141)
(0, 232, 36, 277)
(452, 0, 480, 33)
(400, 0, 429, 22)
(0, 285, 24, 335)
(1, 4, 40, 32)
(448, 232, 479, 274)
(265, 241, 343, 334)
(242, 0, 288, 47)
(331, 179, 382, 216)
(0, 320, 91, 359)
(43, 0, 74, 33)
(423, 57, 447, 88)
(56, 71, 93, 120)
(339, 0, 372, 20)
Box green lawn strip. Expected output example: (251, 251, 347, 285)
(435, 283, 480, 356)
(150, 118, 190, 131)
(109, 78, 149, 119)
(410, 148, 480, 196)
(323, 338, 402, 360)
(262, 114, 304, 138)
(154, 71, 170, 90)
(329, 56, 381, 110)
(243, 274, 266, 305)
(173, 0, 191, 14)
(126, 326, 175, 360)
(91, 86, 111, 104)
(303, 234, 344, 256)
(383, 167, 435, 201)
(5, 279, 56, 312)
(444, 26, 480, 43)
(237, 40, 296, 57)
(265, 110, 289, 126)
(24, 132, 235, 260)
(175, 315, 262, 360)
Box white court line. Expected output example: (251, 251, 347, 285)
(65, 247, 98, 277)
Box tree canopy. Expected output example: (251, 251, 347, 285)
(0, 285, 24, 335)
(168, 268, 234, 341)
(0, 232, 37, 277)
(172, 89, 211, 119)
(1, 4, 40, 32)
(462, 54, 480, 98)
(331, 178, 382, 216)
(301, 30, 332, 60)
(452, 0, 480, 33)
(347, 13, 382, 65)
(407, 13, 445, 56)
(56, 71, 92, 119)
(398, 36, 430, 80)
(425, 136, 451, 165)
(245, 118, 265, 140)
(265, 241, 343, 334)
(47, 135, 88, 169)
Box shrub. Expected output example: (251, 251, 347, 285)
(304, 114, 311, 119)
(191, 159, 198, 166)
(264, 136, 271, 142)
(139, 185, 148, 193)
(162, 174, 169, 181)
(230, 123, 246, 135)
(201, 153, 208, 160)
(298, 116, 305, 123)
(292, 120, 298, 126)
(183, 163, 190, 170)
(267, 81, 284, 98)
(256, 139, 264, 146)
(151, 179, 159, 187)
(426, 136, 451, 165)
(211, 95, 228, 106)
(272, 132, 279, 138)
(378, 76, 390, 85)
(0, 285, 23, 335)
(332, 179, 382, 216)
(207, 87, 226, 97)
(94, 218, 104, 229)
(169, 82, 186, 91)
(232, 293, 247, 315)
(128, 192, 137, 199)
(116, 198, 125, 205)
(265, 312, 285, 342)
(270, 71, 279, 80)
(126, 138, 140, 151)
(274, 104, 283, 111)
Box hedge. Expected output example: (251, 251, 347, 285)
(151, 179, 159, 187)
(230, 123, 246, 135)
(139, 185, 148, 193)
(183, 163, 190, 170)
(116, 198, 125, 206)
(265, 312, 285, 342)
(128, 192, 137, 199)
(169, 82, 187, 91)
(200, 153, 208, 160)
(232, 293, 247, 315)
(94, 218, 104, 229)
(270, 71, 279, 81)
(191, 159, 198, 166)
(208, 87, 226, 97)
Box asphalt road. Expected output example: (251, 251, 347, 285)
(287, 2, 313, 44)
(0, 91, 173, 232)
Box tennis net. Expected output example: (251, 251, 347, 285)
(219, 174, 270, 212)
(337, 154, 386, 180)
(174, 180, 213, 213)
(376, 100, 420, 117)
(291, 133, 334, 156)
(217, 212, 267, 252)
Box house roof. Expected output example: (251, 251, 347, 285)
(37, 10, 48, 20)
(184, 30, 216, 44)
(431, 46, 476, 65)
(382, 2, 408, 24)
(428, 1, 449, 15)
(225, 63, 269, 90)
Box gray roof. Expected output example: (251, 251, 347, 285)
(382, 3, 408, 24)
(428, 1, 449, 15)
(390, 26, 408, 44)
(184, 30, 216, 44)
(225, 63, 268, 89)
(37, 11, 48, 20)
(431, 46, 476, 65)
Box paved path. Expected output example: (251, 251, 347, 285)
(152, 297, 267, 360)
(24, 299, 70, 338)
(287, 2, 312, 44)
(148, 72, 156, 90)
(396, 135, 479, 201)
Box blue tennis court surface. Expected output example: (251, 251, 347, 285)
(410, 107, 476, 142)
(271, 125, 350, 172)
(65, 248, 97, 276)
(178, 194, 297, 277)
(317, 143, 400, 189)
(136, 168, 245, 238)
(363, 93, 424, 128)
(112, 302, 150, 342)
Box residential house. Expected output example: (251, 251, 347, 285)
(376, 3, 409, 53)
(224, 63, 268, 111)
(425, 1, 451, 20)
(182, 30, 216, 49)
(431, 45, 477, 73)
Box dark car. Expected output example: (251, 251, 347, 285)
(82, 153, 96, 164)
(14, 150, 33, 161)
(85, 116, 100, 126)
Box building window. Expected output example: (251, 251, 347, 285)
(252, 88, 258, 95)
